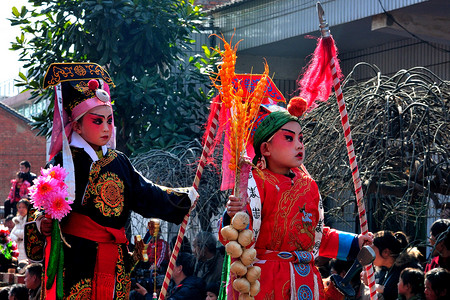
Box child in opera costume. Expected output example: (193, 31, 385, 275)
(220, 100, 373, 300)
(24, 62, 197, 299)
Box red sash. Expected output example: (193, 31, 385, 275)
(62, 212, 127, 300)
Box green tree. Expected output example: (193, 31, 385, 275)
(10, 0, 216, 154)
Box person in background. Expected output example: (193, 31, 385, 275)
(423, 267, 450, 300)
(8, 284, 28, 300)
(24, 263, 42, 300)
(397, 267, 425, 300)
(0, 287, 10, 300)
(9, 199, 30, 262)
(169, 235, 192, 255)
(193, 231, 224, 286)
(167, 252, 205, 300)
(19, 161, 36, 186)
(5, 173, 30, 217)
(4, 215, 15, 233)
(143, 223, 170, 274)
(205, 281, 220, 300)
(425, 219, 450, 272)
(132, 275, 165, 300)
(361, 231, 423, 300)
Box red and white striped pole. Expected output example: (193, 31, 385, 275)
(158, 101, 221, 300)
(317, 3, 377, 299)
(330, 57, 377, 299)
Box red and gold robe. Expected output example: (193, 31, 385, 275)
(220, 166, 359, 300)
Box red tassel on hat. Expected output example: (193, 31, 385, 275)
(88, 79, 99, 90)
(287, 96, 307, 117)
(297, 35, 343, 110)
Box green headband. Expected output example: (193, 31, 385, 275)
(252, 110, 300, 165)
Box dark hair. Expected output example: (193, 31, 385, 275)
(329, 259, 353, 276)
(17, 199, 30, 211)
(20, 161, 31, 169)
(16, 172, 27, 181)
(206, 281, 221, 296)
(430, 219, 450, 249)
(25, 262, 43, 279)
(425, 268, 450, 299)
(8, 283, 28, 299)
(0, 286, 10, 300)
(373, 230, 408, 258)
(5, 215, 14, 222)
(170, 236, 192, 254)
(400, 267, 424, 295)
(194, 231, 217, 253)
(175, 252, 195, 277)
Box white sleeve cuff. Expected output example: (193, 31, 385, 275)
(187, 187, 199, 206)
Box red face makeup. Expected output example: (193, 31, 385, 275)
(262, 121, 304, 175)
(74, 105, 113, 150)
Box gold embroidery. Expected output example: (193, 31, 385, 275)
(43, 63, 114, 89)
(115, 247, 131, 300)
(84, 151, 125, 216)
(74, 65, 87, 76)
(67, 278, 92, 300)
(267, 170, 314, 250)
(47, 66, 75, 86)
(92, 172, 124, 217)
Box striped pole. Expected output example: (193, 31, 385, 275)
(330, 57, 378, 299)
(158, 103, 221, 300)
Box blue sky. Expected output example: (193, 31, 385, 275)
(0, 0, 28, 83)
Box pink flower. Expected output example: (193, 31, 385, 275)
(31, 165, 73, 220)
(41, 164, 67, 182)
(43, 191, 72, 221)
(29, 176, 61, 208)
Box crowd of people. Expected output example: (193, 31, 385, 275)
(126, 220, 450, 300)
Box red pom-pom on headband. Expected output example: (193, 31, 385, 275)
(88, 79, 99, 91)
(287, 97, 307, 117)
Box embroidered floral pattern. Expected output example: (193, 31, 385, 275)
(115, 247, 131, 300)
(67, 278, 92, 300)
(92, 172, 124, 217)
(84, 151, 125, 216)
(270, 170, 313, 250)
(25, 224, 45, 261)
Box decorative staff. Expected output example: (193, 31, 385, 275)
(148, 218, 161, 300)
(313, 2, 378, 299)
(158, 98, 221, 300)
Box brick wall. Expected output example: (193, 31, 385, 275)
(0, 107, 46, 205)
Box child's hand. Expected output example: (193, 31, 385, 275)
(357, 232, 374, 248)
(226, 195, 246, 218)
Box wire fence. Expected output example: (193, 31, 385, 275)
(127, 140, 228, 247)
(302, 64, 449, 242)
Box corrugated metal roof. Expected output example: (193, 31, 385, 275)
(211, 0, 428, 51)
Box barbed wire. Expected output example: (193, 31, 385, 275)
(302, 64, 449, 239)
(128, 139, 228, 246)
